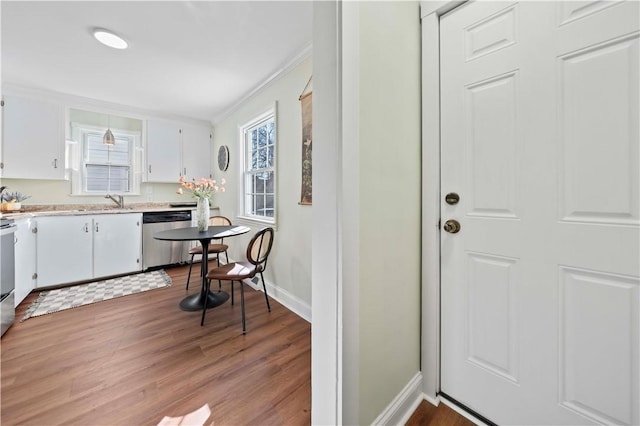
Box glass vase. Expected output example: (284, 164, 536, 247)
(196, 198, 210, 232)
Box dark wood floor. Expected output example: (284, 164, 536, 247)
(2, 264, 475, 426)
(1, 265, 311, 425)
(406, 400, 476, 426)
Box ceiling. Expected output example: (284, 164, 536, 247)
(1, 1, 313, 123)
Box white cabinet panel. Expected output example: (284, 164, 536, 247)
(146, 119, 182, 183)
(36, 216, 93, 287)
(146, 119, 211, 182)
(2, 95, 65, 179)
(182, 124, 211, 179)
(93, 213, 142, 277)
(36, 213, 143, 288)
(14, 218, 37, 306)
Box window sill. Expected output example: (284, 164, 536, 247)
(236, 215, 277, 230)
(69, 193, 141, 197)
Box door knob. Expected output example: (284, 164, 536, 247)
(443, 219, 461, 234)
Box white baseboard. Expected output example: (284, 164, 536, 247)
(371, 372, 424, 426)
(424, 393, 440, 407)
(369, 383, 490, 426)
(192, 256, 311, 323)
(241, 275, 311, 323)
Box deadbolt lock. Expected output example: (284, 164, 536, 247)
(443, 219, 461, 234)
(445, 192, 460, 205)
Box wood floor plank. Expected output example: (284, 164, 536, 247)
(1, 265, 311, 426)
(405, 400, 477, 426)
(4, 265, 477, 425)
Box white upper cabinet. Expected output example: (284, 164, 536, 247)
(145, 119, 211, 183)
(2, 95, 65, 179)
(181, 123, 211, 179)
(146, 119, 182, 183)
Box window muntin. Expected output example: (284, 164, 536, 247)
(241, 110, 276, 222)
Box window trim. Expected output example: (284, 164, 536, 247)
(70, 123, 142, 196)
(237, 103, 277, 226)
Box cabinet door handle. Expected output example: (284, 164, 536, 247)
(15, 236, 18, 245)
(95, 222, 100, 233)
(84, 223, 89, 233)
(183, 167, 187, 176)
(148, 165, 152, 173)
(53, 158, 58, 168)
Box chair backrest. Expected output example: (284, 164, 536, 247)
(246, 227, 274, 267)
(208, 215, 232, 226)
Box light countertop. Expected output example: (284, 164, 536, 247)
(1, 202, 218, 219)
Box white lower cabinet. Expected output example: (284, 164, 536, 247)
(14, 218, 37, 306)
(93, 214, 142, 278)
(36, 216, 93, 287)
(36, 213, 142, 288)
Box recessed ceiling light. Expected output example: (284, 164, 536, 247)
(93, 28, 128, 50)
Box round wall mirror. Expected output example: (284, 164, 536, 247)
(218, 145, 229, 171)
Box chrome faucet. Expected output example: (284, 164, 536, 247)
(105, 194, 124, 208)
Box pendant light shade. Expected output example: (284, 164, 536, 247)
(103, 128, 116, 145)
(104, 115, 115, 145)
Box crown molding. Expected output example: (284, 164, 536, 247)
(212, 42, 312, 125)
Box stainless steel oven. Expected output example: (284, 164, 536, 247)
(1, 218, 17, 337)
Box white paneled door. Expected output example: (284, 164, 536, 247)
(440, 1, 639, 425)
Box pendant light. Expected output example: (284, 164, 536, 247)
(103, 115, 115, 145)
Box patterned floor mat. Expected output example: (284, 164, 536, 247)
(21, 270, 172, 321)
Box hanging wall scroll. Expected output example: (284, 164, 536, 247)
(299, 76, 313, 205)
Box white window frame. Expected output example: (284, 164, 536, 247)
(237, 104, 277, 226)
(69, 123, 142, 196)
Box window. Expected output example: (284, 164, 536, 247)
(84, 130, 131, 192)
(240, 107, 276, 223)
(70, 124, 141, 195)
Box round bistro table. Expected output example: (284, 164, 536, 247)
(154, 225, 251, 311)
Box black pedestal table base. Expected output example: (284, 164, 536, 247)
(153, 225, 250, 321)
(180, 290, 230, 311)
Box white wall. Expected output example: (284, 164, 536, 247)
(313, 1, 423, 424)
(0, 178, 185, 206)
(353, 2, 422, 423)
(311, 1, 342, 423)
(211, 56, 313, 316)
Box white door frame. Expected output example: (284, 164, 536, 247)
(420, 0, 466, 401)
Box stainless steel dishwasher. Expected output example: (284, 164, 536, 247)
(142, 210, 192, 270)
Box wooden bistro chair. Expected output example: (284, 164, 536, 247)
(202, 227, 274, 333)
(185, 215, 232, 291)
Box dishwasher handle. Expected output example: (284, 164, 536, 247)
(142, 210, 192, 224)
